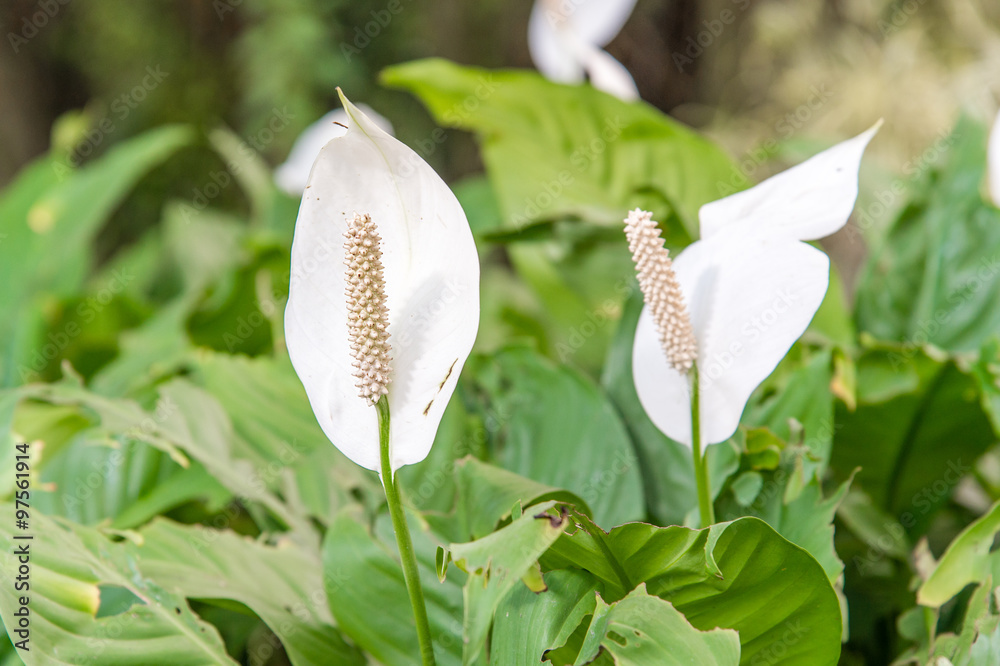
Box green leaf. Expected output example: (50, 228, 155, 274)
(468, 347, 644, 529)
(0, 504, 236, 665)
(490, 569, 600, 665)
(16, 379, 311, 538)
(189, 352, 377, 523)
(829, 344, 994, 534)
(381, 59, 736, 237)
(134, 518, 364, 665)
(544, 516, 843, 665)
(972, 338, 1000, 436)
(322, 510, 466, 666)
(854, 116, 1000, 353)
(747, 348, 836, 481)
(440, 501, 569, 664)
(918, 499, 1000, 607)
(574, 584, 741, 666)
(447, 457, 588, 542)
(807, 264, 856, 349)
(0, 126, 193, 387)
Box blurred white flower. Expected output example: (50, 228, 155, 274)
(630, 123, 881, 451)
(988, 108, 1000, 207)
(285, 91, 480, 472)
(274, 105, 394, 196)
(528, 0, 640, 101)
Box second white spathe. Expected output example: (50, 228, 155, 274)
(632, 123, 881, 450)
(988, 108, 1000, 207)
(528, 0, 640, 101)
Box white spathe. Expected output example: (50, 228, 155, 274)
(285, 90, 480, 473)
(632, 123, 881, 450)
(528, 0, 639, 101)
(275, 105, 394, 196)
(989, 108, 1000, 207)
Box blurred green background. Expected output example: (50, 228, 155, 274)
(4, 0, 1000, 280)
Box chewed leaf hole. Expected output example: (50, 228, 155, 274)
(607, 630, 627, 647)
(96, 584, 145, 618)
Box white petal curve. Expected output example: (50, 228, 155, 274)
(275, 106, 394, 196)
(699, 122, 881, 242)
(285, 91, 480, 473)
(528, 3, 585, 83)
(528, 0, 638, 83)
(567, 35, 639, 101)
(633, 234, 830, 449)
(989, 109, 1000, 207)
(632, 303, 693, 445)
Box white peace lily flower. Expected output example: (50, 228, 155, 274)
(274, 105, 394, 196)
(988, 108, 1000, 207)
(528, 0, 640, 101)
(630, 122, 881, 451)
(285, 90, 480, 473)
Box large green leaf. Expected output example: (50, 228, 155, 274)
(855, 116, 1000, 353)
(972, 338, 1000, 436)
(0, 126, 193, 387)
(0, 504, 236, 665)
(440, 501, 569, 664)
(468, 347, 644, 528)
(381, 59, 736, 238)
(544, 516, 842, 665)
(918, 499, 1000, 608)
(15, 379, 310, 538)
(134, 518, 364, 665)
(829, 344, 995, 534)
(574, 584, 741, 665)
(445, 456, 588, 543)
(490, 569, 600, 665)
(189, 352, 378, 523)
(895, 580, 1000, 666)
(322, 510, 466, 666)
(746, 347, 836, 482)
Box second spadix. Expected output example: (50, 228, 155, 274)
(628, 123, 880, 452)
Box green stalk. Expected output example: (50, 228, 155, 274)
(690, 366, 715, 527)
(376, 397, 437, 666)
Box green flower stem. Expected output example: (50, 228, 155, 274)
(690, 366, 715, 527)
(376, 397, 437, 666)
